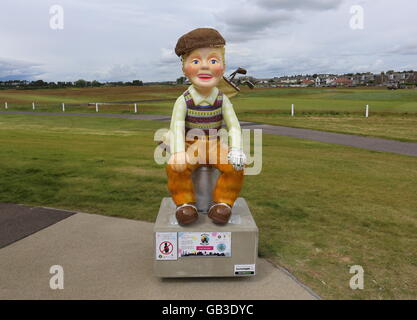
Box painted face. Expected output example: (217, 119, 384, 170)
(182, 47, 225, 91)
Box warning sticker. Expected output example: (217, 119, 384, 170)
(155, 232, 178, 260)
(178, 232, 231, 257)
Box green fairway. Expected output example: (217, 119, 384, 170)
(0, 113, 416, 299)
(1, 86, 417, 141)
(234, 86, 417, 113)
(235, 87, 417, 142)
(0, 86, 180, 115)
(238, 114, 417, 142)
(2, 86, 417, 114)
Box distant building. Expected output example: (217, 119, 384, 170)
(334, 77, 353, 87)
(301, 79, 315, 87)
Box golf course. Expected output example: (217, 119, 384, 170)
(1, 85, 416, 299)
(2, 85, 417, 142)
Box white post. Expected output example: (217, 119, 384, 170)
(5, 102, 7, 109)
(134, 103, 137, 113)
(96, 103, 99, 112)
(365, 104, 369, 118)
(62, 103, 65, 112)
(32, 102, 35, 110)
(291, 104, 294, 116)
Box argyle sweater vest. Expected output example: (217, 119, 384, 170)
(184, 90, 223, 136)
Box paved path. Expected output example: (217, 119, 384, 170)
(242, 123, 417, 157)
(2, 111, 416, 157)
(0, 203, 75, 249)
(0, 203, 318, 300)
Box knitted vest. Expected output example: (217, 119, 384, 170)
(184, 90, 223, 136)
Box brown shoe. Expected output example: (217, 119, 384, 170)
(208, 203, 232, 224)
(176, 204, 198, 225)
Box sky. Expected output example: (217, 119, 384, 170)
(0, 0, 416, 82)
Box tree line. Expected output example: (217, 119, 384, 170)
(0, 79, 144, 89)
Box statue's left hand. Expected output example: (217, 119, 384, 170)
(227, 148, 246, 171)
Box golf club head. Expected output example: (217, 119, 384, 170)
(228, 67, 247, 81)
(243, 80, 255, 89)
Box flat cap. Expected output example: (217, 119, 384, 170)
(175, 28, 226, 57)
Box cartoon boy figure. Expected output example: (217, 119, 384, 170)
(167, 28, 246, 225)
(163, 242, 170, 254)
(201, 234, 209, 244)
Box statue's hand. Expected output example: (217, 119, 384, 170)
(227, 148, 246, 171)
(168, 151, 188, 172)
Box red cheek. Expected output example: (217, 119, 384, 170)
(184, 65, 199, 76)
(211, 64, 224, 76)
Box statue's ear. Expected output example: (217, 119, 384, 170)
(181, 55, 187, 75)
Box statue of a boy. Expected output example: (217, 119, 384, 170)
(167, 28, 246, 225)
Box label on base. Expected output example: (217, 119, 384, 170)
(156, 232, 178, 260)
(234, 264, 256, 276)
(178, 232, 231, 257)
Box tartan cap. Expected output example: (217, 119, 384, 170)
(175, 28, 226, 57)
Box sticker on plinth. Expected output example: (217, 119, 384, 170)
(234, 264, 256, 276)
(156, 232, 177, 260)
(178, 232, 231, 257)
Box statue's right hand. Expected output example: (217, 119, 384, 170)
(168, 152, 188, 172)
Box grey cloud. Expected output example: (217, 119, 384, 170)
(214, 4, 294, 43)
(0, 58, 44, 80)
(218, 10, 291, 33)
(256, 0, 345, 11)
(214, 0, 345, 43)
(0, 0, 415, 82)
(386, 43, 417, 56)
(233, 52, 388, 78)
(93, 64, 141, 82)
(157, 48, 180, 66)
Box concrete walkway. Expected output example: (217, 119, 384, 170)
(2, 111, 416, 157)
(0, 204, 318, 300)
(241, 122, 417, 157)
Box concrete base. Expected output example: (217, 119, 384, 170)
(153, 197, 258, 278)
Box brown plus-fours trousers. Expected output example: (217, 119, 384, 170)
(166, 138, 244, 207)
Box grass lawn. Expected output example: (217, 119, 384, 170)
(0, 86, 182, 105)
(234, 86, 417, 114)
(0, 86, 180, 115)
(1, 86, 417, 142)
(235, 86, 417, 142)
(0, 113, 416, 299)
(238, 114, 417, 142)
(2, 85, 417, 114)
